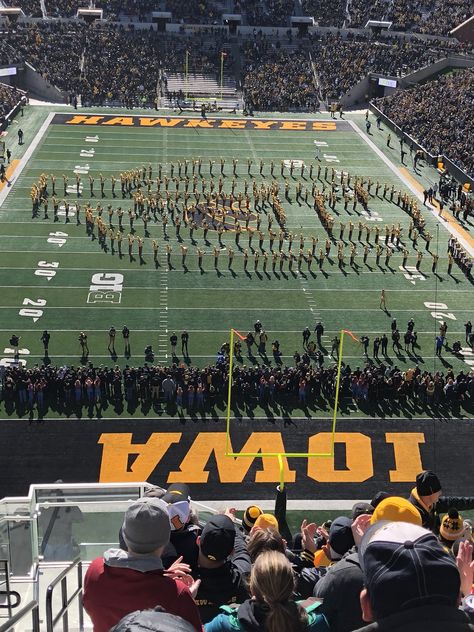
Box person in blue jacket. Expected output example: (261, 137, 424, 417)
(205, 550, 328, 632)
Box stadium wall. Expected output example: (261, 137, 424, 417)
(17, 62, 68, 103)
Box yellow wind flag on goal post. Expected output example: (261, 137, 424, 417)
(223, 328, 359, 488)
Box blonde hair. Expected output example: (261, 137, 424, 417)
(249, 551, 307, 632)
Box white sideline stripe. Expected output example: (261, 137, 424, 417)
(1, 306, 470, 312)
(348, 120, 474, 258)
(0, 111, 55, 207)
(0, 266, 465, 279)
(199, 500, 367, 511)
(2, 353, 466, 360)
(0, 329, 465, 334)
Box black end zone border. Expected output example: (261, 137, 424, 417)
(0, 418, 472, 500)
(50, 113, 352, 131)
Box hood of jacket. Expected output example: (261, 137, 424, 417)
(103, 548, 164, 572)
(237, 600, 268, 631)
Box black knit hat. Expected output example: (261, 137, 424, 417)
(416, 470, 442, 497)
(352, 502, 374, 519)
(242, 505, 263, 532)
(329, 516, 355, 556)
(371, 491, 391, 508)
(110, 607, 196, 632)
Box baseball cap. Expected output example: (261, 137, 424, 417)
(110, 606, 196, 632)
(167, 500, 191, 532)
(161, 483, 191, 504)
(200, 515, 236, 562)
(370, 496, 422, 526)
(122, 498, 171, 554)
(329, 516, 355, 557)
(416, 470, 442, 497)
(359, 521, 460, 619)
(351, 502, 374, 519)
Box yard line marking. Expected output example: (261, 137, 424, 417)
(5, 353, 463, 361)
(0, 306, 468, 312)
(1, 285, 453, 293)
(0, 267, 466, 279)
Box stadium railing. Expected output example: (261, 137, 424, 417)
(0, 600, 40, 632)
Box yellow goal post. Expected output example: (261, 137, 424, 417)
(224, 328, 359, 487)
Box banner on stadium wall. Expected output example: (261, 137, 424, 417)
(0, 418, 472, 500)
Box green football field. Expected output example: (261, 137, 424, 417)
(0, 108, 473, 416)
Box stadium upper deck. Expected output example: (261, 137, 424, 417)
(1, 0, 473, 35)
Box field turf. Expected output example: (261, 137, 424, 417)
(0, 108, 473, 420)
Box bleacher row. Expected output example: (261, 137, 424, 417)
(2, 0, 473, 34)
(0, 23, 471, 108)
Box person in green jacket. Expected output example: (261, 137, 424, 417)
(204, 550, 328, 632)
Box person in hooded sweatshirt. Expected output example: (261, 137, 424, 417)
(204, 550, 328, 632)
(83, 497, 202, 632)
(118, 484, 201, 571)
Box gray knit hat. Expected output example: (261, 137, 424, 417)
(122, 498, 171, 554)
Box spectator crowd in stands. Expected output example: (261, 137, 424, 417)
(81, 473, 474, 632)
(0, 83, 23, 118)
(1, 23, 228, 107)
(376, 68, 474, 179)
(242, 32, 461, 108)
(242, 41, 319, 110)
(300, 0, 473, 35)
(3, 0, 473, 33)
(302, 0, 347, 27)
(3, 0, 42, 17)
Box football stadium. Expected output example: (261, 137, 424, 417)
(0, 1, 473, 630)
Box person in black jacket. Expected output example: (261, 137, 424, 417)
(194, 512, 251, 624)
(355, 521, 474, 632)
(409, 470, 474, 535)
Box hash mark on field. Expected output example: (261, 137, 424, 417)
(158, 253, 169, 363)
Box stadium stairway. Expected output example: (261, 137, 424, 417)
(161, 72, 240, 110)
(165, 72, 238, 98)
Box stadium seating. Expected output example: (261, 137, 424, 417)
(0, 83, 23, 118)
(375, 68, 474, 178)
